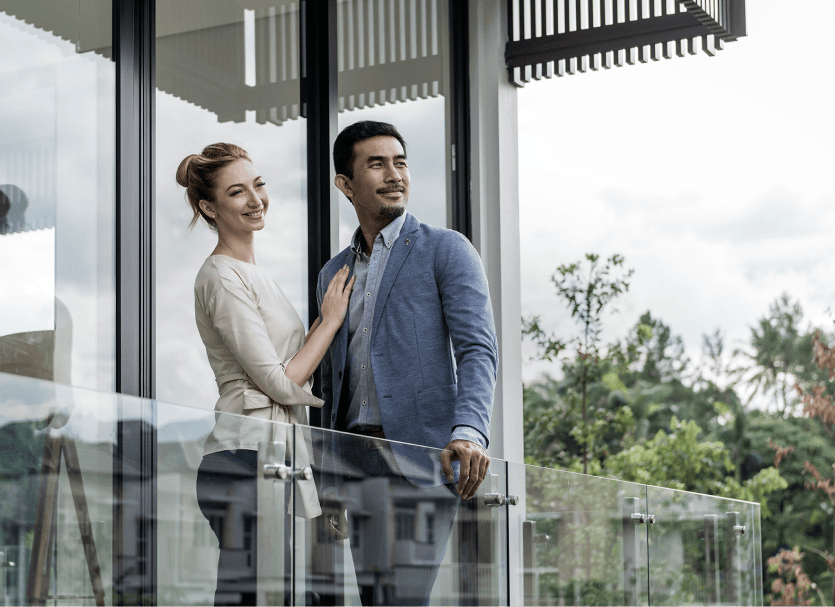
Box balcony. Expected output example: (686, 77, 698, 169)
(0, 371, 761, 605)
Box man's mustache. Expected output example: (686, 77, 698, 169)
(377, 186, 405, 194)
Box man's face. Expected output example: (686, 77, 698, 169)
(338, 135, 410, 221)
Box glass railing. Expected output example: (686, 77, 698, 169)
(0, 372, 761, 606)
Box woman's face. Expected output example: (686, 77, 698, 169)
(202, 159, 269, 235)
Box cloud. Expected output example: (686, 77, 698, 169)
(518, 1, 835, 385)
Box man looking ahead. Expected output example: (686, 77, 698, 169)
(316, 120, 498, 605)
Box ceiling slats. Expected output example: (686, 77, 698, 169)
(506, 0, 746, 86)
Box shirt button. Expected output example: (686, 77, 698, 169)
(363, 328, 368, 333)
(366, 292, 371, 297)
(362, 401, 367, 406)
(387, 240, 391, 246)
(361, 365, 365, 369)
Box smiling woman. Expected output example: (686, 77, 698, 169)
(154, 2, 312, 415)
(177, 142, 355, 606)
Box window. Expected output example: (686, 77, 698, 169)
(137, 518, 153, 576)
(0, 0, 115, 392)
(154, 1, 308, 410)
(243, 514, 256, 567)
(335, 0, 457, 247)
(351, 514, 362, 547)
(395, 510, 416, 541)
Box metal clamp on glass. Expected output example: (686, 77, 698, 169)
(507, 495, 520, 506)
(631, 513, 646, 524)
(484, 493, 506, 507)
(734, 524, 746, 536)
(263, 464, 313, 481)
(483, 473, 507, 507)
(647, 514, 656, 524)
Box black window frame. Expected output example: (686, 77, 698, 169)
(111, 0, 472, 603)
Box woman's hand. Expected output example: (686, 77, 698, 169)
(284, 266, 354, 387)
(320, 265, 355, 330)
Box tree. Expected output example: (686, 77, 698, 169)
(606, 417, 786, 511)
(794, 329, 835, 603)
(750, 412, 835, 603)
(767, 547, 818, 606)
(550, 253, 633, 474)
(736, 294, 828, 415)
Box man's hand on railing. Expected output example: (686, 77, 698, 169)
(441, 439, 490, 500)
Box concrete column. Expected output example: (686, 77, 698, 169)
(469, 0, 523, 467)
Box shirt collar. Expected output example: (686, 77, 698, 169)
(350, 211, 409, 257)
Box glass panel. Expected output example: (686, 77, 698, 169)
(0, 372, 115, 605)
(0, 370, 304, 606)
(516, 462, 649, 606)
(646, 486, 761, 606)
(335, 0, 453, 247)
(749, 502, 763, 607)
(0, 371, 767, 606)
(156, 405, 298, 605)
(0, 0, 115, 392)
(155, 1, 308, 410)
(294, 425, 508, 606)
(256, 429, 297, 606)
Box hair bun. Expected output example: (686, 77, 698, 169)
(176, 154, 199, 188)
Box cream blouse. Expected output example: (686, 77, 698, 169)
(194, 255, 323, 517)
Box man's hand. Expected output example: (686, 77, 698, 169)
(440, 440, 490, 500)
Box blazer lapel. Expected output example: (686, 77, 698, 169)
(371, 215, 420, 341)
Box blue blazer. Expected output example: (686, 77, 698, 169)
(316, 213, 498, 479)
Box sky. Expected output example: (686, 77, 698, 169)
(516, 0, 835, 406)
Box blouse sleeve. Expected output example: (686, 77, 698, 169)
(206, 270, 324, 408)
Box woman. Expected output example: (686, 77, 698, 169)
(177, 143, 353, 605)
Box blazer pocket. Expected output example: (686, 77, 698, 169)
(242, 387, 272, 410)
(412, 271, 438, 301)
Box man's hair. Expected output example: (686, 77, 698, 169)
(333, 120, 407, 179)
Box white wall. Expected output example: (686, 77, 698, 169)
(468, 0, 523, 468)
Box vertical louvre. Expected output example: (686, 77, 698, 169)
(337, 0, 444, 112)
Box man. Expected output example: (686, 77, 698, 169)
(315, 120, 498, 605)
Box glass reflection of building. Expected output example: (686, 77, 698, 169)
(0, 0, 757, 605)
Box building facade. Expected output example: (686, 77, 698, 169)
(0, 1, 753, 605)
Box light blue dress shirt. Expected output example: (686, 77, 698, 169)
(343, 212, 487, 449)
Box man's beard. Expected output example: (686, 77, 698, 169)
(379, 203, 406, 219)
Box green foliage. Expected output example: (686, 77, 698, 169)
(735, 293, 830, 414)
(606, 418, 787, 515)
(552, 253, 634, 350)
(523, 253, 635, 474)
(522, 316, 567, 362)
(522, 369, 634, 472)
(522, 269, 830, 603)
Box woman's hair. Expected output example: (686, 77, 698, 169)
(176, 143, 251, 230)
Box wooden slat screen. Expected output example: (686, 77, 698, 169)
(506, 0, 746, 86)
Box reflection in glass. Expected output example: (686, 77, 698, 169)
(0, 1, 115, 392)
(335, 0, 453, 248)
(518, 463, 649, 606)
(296, 426, 508, 606)
(155, 2, 308, 412)
(0, 373, 114, 605)
(646, 486, 761, 606)
(0, 371, 765, 605)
